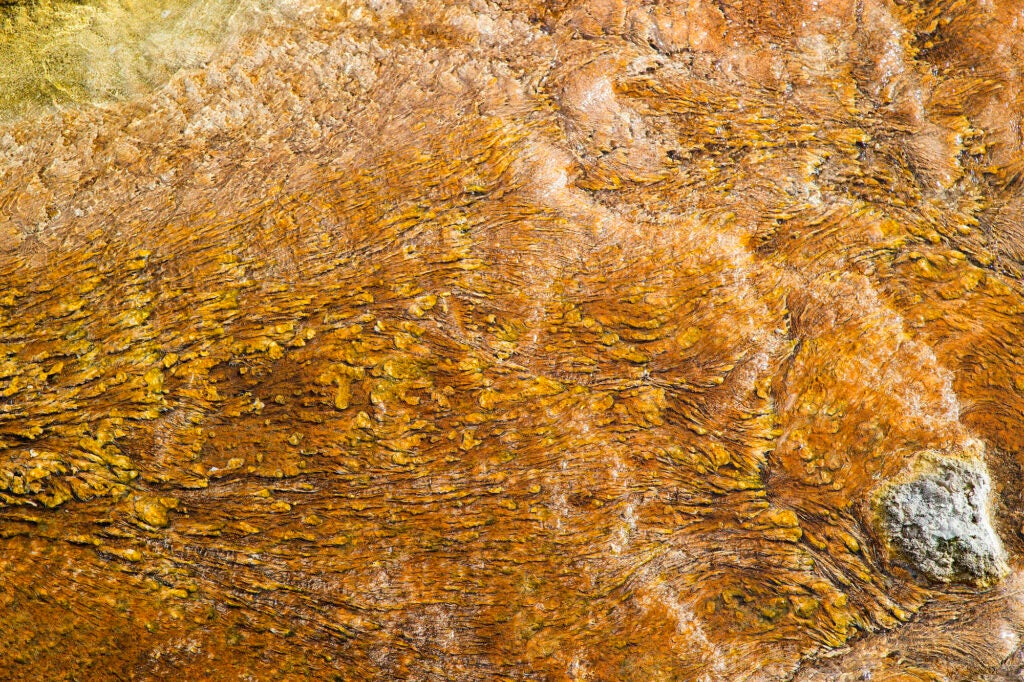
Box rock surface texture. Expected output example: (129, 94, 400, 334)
(3, 0, 1024, 680)
(880, 450, 1008, 585)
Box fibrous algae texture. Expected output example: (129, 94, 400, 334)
(5, 0, 1024, 680)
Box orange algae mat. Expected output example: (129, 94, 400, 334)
(3, 0, 1024, 679)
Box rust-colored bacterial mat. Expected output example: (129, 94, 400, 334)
(3, 0, 1024, 679)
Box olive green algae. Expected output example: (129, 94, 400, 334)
(0, 0, 241, 120)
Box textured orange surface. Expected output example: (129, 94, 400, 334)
(3, 0, 1024, 679)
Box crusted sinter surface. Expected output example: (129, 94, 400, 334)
(3, 0, 1024, 680)
(882, 453, 1008, 585)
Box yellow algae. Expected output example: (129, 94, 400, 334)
(1, 0, 1023, 679)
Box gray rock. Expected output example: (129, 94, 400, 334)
(881, 455, 1008, 585)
